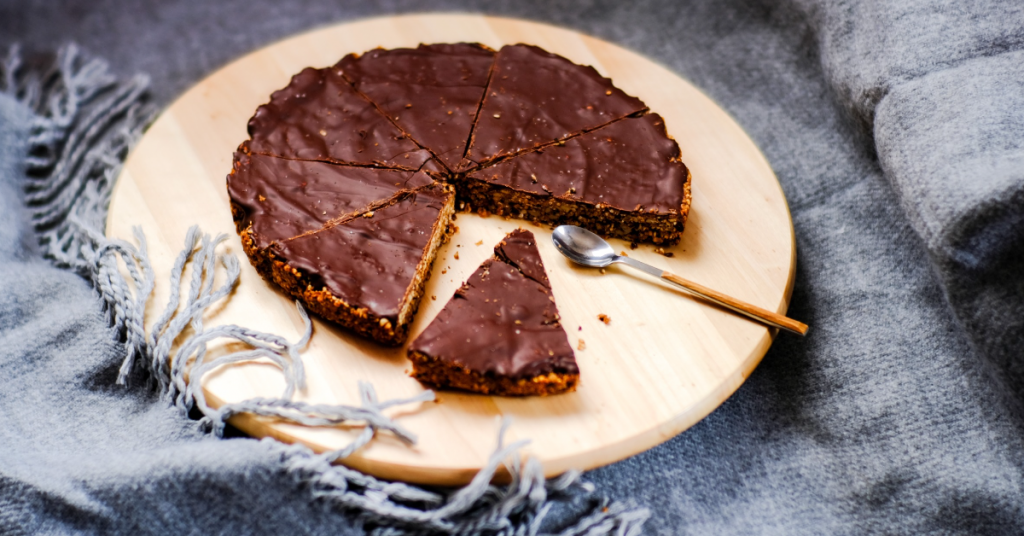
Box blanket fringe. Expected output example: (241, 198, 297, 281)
(3, 43, 650, 535)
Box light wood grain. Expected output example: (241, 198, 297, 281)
(106, 13, 797, 485)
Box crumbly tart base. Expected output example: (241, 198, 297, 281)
(409, 350, 579, 396)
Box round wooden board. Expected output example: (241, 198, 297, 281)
(107, 13, 795, 486)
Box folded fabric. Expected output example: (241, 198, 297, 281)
(803, 0, 1024, 405)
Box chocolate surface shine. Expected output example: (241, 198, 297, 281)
(338, 44, 494, 172)
(274, 184, 449, 320)
(463, 44, 647, 167)
(228, 151, 432, 250)
(467, 114, 688, 214)
(410, 229, 578, 378)
(246, 67, 431, 169)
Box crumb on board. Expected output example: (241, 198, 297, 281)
(441, 269, 447, 274)
(664, 252, 674, 257)
(431, 295, 436, 301)
(454, 251, 460, 260)
(475, 240, 483, 246)
(629, 242, 638, 250)
(619, 251, 629, 257)
(598, 314, 610, 325)
(599, 268, 606, 274)
(577, 338, 586, 350)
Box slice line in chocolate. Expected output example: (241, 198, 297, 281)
(460, 44, 649, 170)
(279, 179, 444, 245)
(229, 149, 440, 250)
(456, 109, 646, 175)
(454, 49, 498, 173)
(336, 43, 497, 175)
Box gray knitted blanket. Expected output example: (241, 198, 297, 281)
(2, 0, 1023, 534)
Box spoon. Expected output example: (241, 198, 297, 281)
(551, 225, 808, 336)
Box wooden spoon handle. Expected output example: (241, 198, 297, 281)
(660, 271, 808, 336)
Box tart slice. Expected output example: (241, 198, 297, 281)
(461, 44, 647, 170)
(259, 182, 455, 345)
(337, 43, 495, 172)
(408, 229, 579, 396)
(460, 113, 692, 245)
(246, 66, 432, 169)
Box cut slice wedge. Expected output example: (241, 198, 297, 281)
(251, 182, 455, 345)
(408, 229, 579, 396)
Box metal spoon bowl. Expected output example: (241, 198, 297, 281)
(551, 225, 808, 336)
(551, 225, 617, 267)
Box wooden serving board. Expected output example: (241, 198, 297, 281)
(107, 13, 796, 486)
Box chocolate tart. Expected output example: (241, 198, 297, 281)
(408, 229, 579, 396)
(228, 42, 692, 349)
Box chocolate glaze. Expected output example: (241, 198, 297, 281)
(272, 184, 451, 321)
(337, 44, 494, 172)
(410, 229, 578, 378)
(466, 114, 688, 214)
(227, 151, 433, 250)
(462, 44, 647, 168)
(494, 228, 550, 287)
(246, 67, 432, 169)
